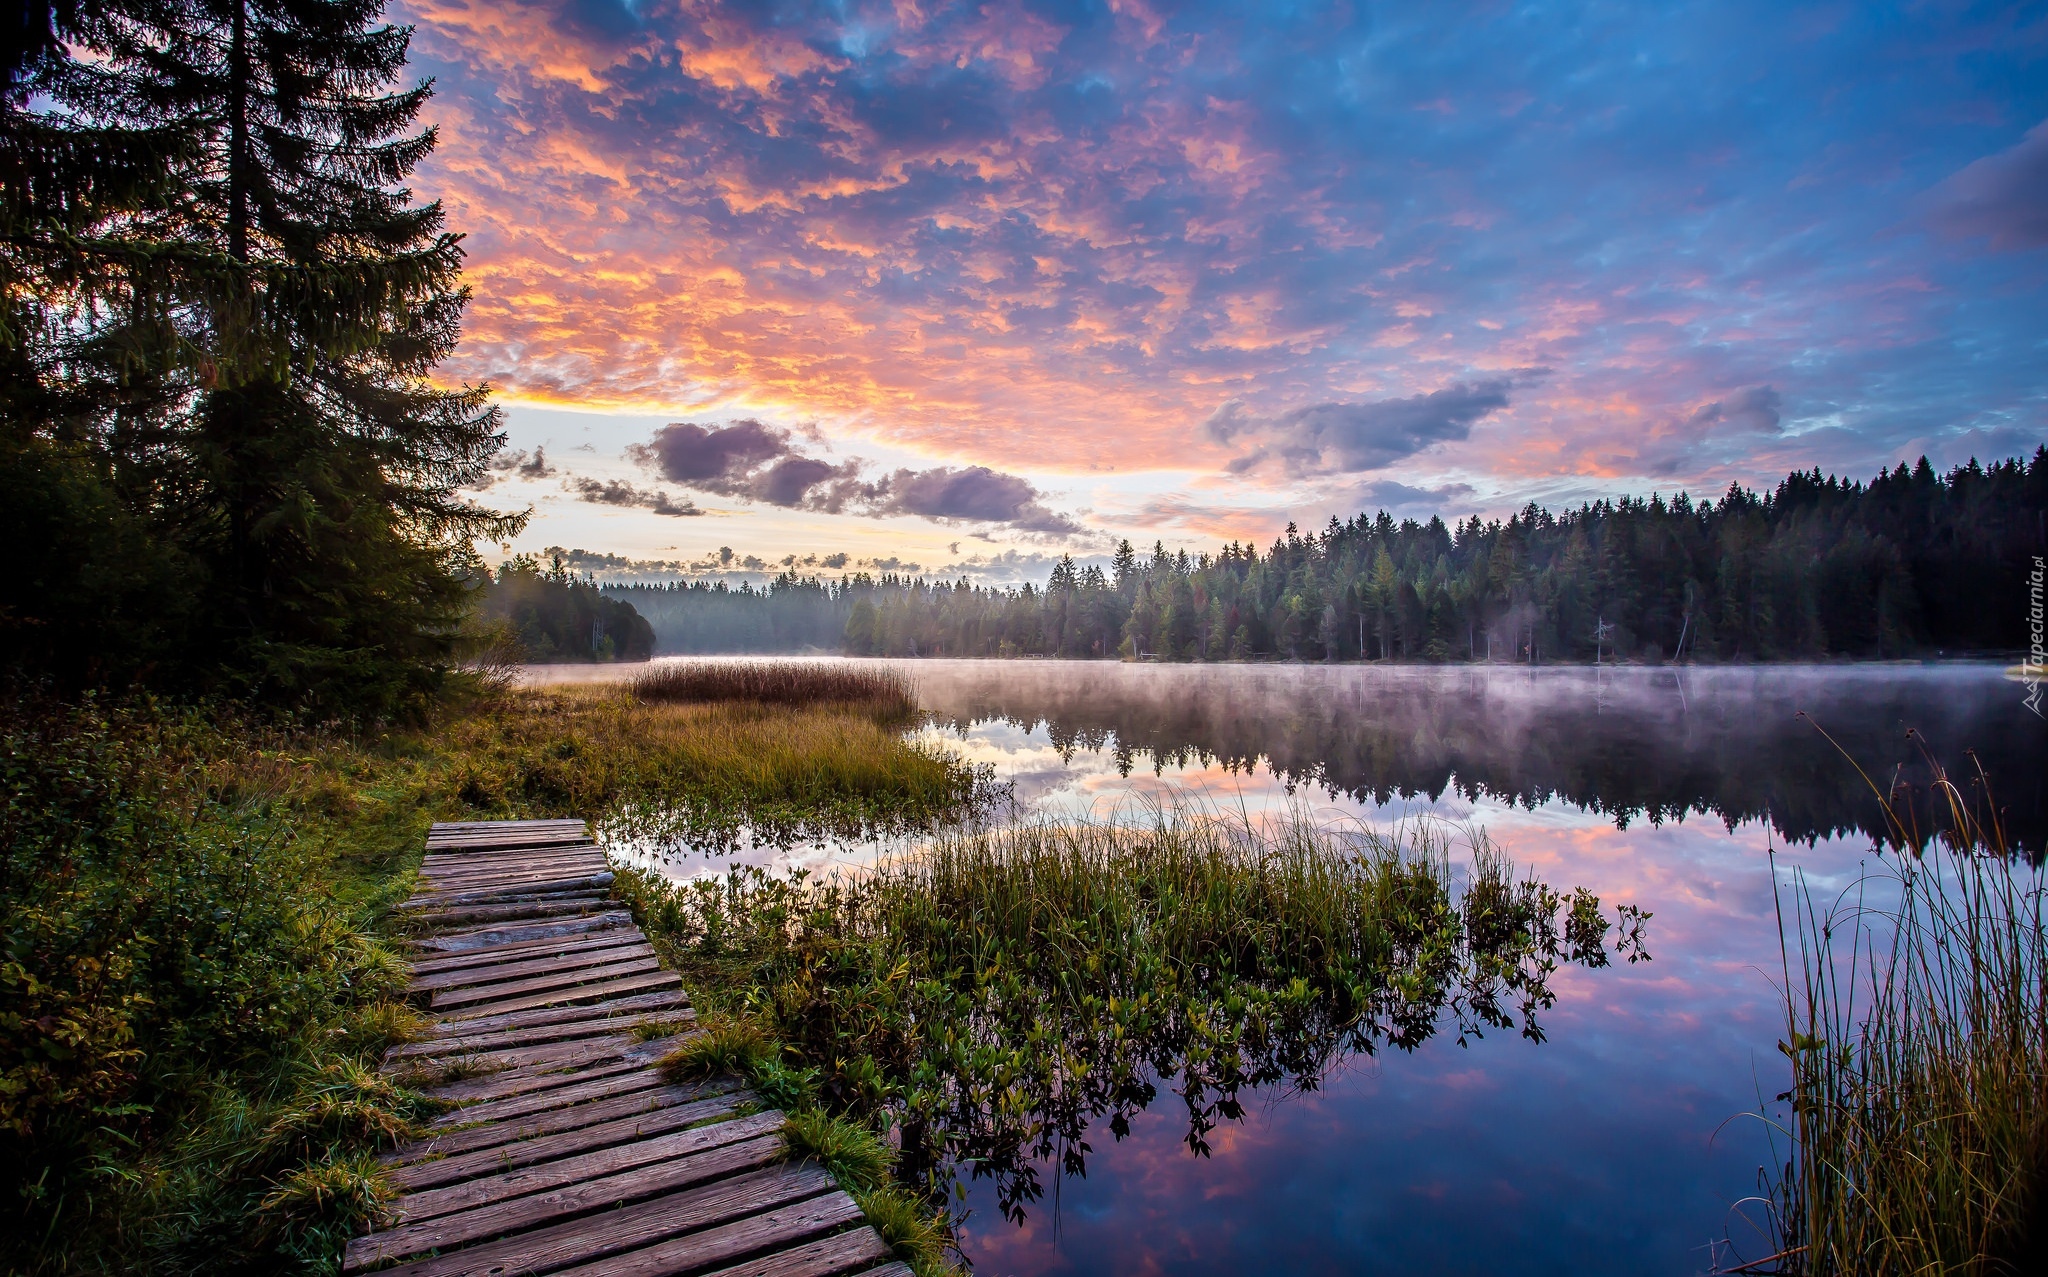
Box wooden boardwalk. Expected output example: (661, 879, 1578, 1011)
(347, 819, 910, 1277)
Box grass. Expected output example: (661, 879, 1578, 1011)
(617, 804, 1651, 1225)
(1, 670, 979, 1274)
(634, 660, 915, 716)
(1764, 730, 2048, 1275)
(438, 684, 991, 851)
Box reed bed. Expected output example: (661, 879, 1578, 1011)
(633, 660, 915, 717)
(440, 685, 986, 845)
(1768, 732, 2048, 1275)
(618, 805, 1649, 1220)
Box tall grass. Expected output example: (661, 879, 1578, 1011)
(440, 685, 991, 849)
(618, 805, 1650, 1221)
(634, 660, 914, 717)
(1768, 730, 2048, 1275)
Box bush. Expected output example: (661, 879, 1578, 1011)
(0, 696, 426, 1271)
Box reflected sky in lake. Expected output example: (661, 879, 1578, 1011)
(898, 662, 2039, 1275)
(540, 658, 2043, 1273)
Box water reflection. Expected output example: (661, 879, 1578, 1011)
(908, 661, 2044, 852)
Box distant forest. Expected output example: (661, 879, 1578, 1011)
(481, 556, 654, 663)
(612, 452, 2048, 662)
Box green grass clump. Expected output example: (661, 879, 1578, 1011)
(623, 805, 1649, 1225)
(634, 660, 914, 716)
(659, 1013, 773, 1080)
(852, 1183, 955, 1276)
(1768, 732, 2048, 1274)
(781, 1110, 894, 1190)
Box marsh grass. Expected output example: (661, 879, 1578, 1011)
(439, 685, 991, 849)
(618, 804, 1650, 1223)
(1764, 728, 2048, 1275)
(634, 660, 915, 717)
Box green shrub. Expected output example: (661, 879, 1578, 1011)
(781, 1110, 893, 1191)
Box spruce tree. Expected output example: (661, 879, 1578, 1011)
(24, 0, 521, 711)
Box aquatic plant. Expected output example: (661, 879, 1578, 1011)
(634, 660, 916, 716)
(618, 805, 1651, 1223)
(1762, 732, 2048, 1275)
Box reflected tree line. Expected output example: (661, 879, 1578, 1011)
(912, 664, 2047, 854)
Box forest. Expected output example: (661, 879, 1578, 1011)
(612, 451, 2048, 662)
(478, 555, 655, 663)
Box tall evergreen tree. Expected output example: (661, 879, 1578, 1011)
(11, 0, 521, 710)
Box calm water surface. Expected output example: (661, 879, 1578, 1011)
(548, 659, 2045, 1275)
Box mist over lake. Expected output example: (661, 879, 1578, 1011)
(593, 658, 2042, 1274)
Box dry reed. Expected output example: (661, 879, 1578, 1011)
(633, 660, 915, 716)
(1767, 727, 2048, 1275)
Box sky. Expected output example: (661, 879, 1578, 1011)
(395, 0, 2048, 582)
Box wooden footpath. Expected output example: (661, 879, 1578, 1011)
(346, 819, 909, 1277)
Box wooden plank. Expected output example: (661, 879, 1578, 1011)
(401, 877, 615, 909)
(411, 989, 686, 1041)
(420, 851, 608, 877)
(432, 955, 666, 1011)
(430, 820, 588, 833)
(412, 868, 612, 897)
(418, 1055, 647, 1108)
(346, 1134, 795, 1271)
(418, 1065, 672, 1134)
(410, 931, 650, 978)
(442, 970, 683, 1021)
(388, 1011, 690, 1068)
(364, 1162, 836, 1277)
(549, 1192, 870, 1277)
(410, 913, 634, 955)
(408, 899, 613, 931)
(425, 834, 597, 852)
(689, 1225, 894, 1277)
(395, 1031, 650, 1080)
(390, 1077, 739, 1168)
(409, 942, 657, 997)
(390, 1106, 773, 1220)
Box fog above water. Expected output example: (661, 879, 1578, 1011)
(527, 658, 2044, 1273)
(902, 660, 2044, 853)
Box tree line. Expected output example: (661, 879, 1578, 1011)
(613, 452, 2048, 662)
(481, 555, 654, 663)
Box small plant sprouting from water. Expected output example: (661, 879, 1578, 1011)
(1758, 725, 2048, 1276)
(618, 806, 1651, 1224)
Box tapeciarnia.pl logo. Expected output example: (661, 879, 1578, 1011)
(2026, 555, 2046, 719)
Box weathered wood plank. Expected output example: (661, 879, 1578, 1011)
(410, 990, 686, 1042)
(408, 942, 658, 998)
(409, 931, 650, 978)
(401, 877, 615, 909)
(406, 899, 613, 931)
(409, 912, 634, 955)
(420, 853, 608, 879)
(389, 1076, 738, 1167)
(421, 1055, 659, 1113)
(548, 1194, 872, 1277)
(417, 1065, 669, 1134)
(389, 1107, 774, 1222)
(363, 1162, 837, 1277)
(432, 959, 669, 1012)
(386, 1011, 689, 1066)
(687, 1225, 894, 1277)
(441, 970, 683, 1021)
(346, 1134, 797, 1271)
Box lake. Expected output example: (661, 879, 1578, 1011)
(548, 659, 2045, 1275)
